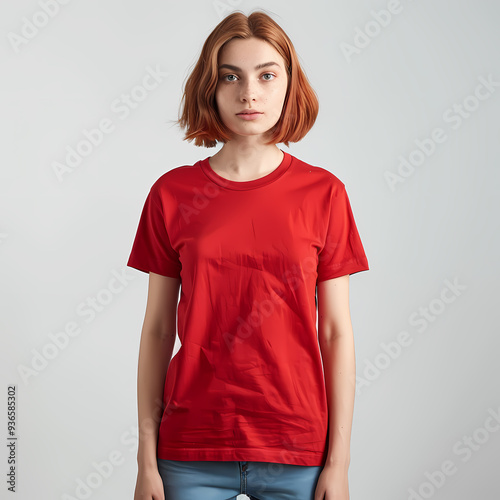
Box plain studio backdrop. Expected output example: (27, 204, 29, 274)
(1, 1, 499, 499)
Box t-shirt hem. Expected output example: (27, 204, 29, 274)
(317, 260, 369, 282)
(157, 446, 327, 467)
(127, 259, 181, 279)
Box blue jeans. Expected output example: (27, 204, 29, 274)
(157, 459, 323, 500)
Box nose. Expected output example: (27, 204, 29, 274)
(239, 78, 258, 103)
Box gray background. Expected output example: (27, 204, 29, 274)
(1, 0, 499, 499)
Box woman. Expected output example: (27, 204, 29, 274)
(128, 9, 369, 500)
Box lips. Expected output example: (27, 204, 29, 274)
(237, 110, 262, 115)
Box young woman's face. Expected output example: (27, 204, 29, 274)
(215, 37, 289, 142)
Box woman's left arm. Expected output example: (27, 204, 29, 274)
(314, 274, 355, 500)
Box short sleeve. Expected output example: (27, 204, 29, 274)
(317, 183, 369, 282)
(127, 185, 181, 279)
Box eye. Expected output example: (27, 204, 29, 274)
(220, 73, 276, 82)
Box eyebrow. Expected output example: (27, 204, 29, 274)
(218, 61, 281, 72)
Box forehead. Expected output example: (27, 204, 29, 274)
(218, 37, 285, 68)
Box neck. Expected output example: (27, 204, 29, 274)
(209, 140, 284, 180)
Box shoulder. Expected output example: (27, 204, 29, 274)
(290, 154, 346, 194)
(148, 159, 204, 199)
(152, 163, 199, 188)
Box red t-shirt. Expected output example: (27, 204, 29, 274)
(127, 150, 369, 467)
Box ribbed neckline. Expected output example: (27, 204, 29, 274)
(199, 149, 292, 191)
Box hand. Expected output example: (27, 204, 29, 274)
(314, 462, 349, 500)
(134, 465, 165, 500)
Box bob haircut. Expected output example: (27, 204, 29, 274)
(177, 10, 319, 148)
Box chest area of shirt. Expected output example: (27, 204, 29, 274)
(170, 187, 325, 272)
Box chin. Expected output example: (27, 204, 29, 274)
(221, 115, 278, 136)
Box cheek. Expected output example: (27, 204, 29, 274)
(215, 88, 222, 108)
(216, 88, 233, 113)
(269, 85, 288, 109)
(215, 84, 226, 101)
(270, 80, 287, 99)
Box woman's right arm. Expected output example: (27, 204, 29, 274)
(134, 272, 181, 500)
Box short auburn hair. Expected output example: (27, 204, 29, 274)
(176, 10, 319, 148)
